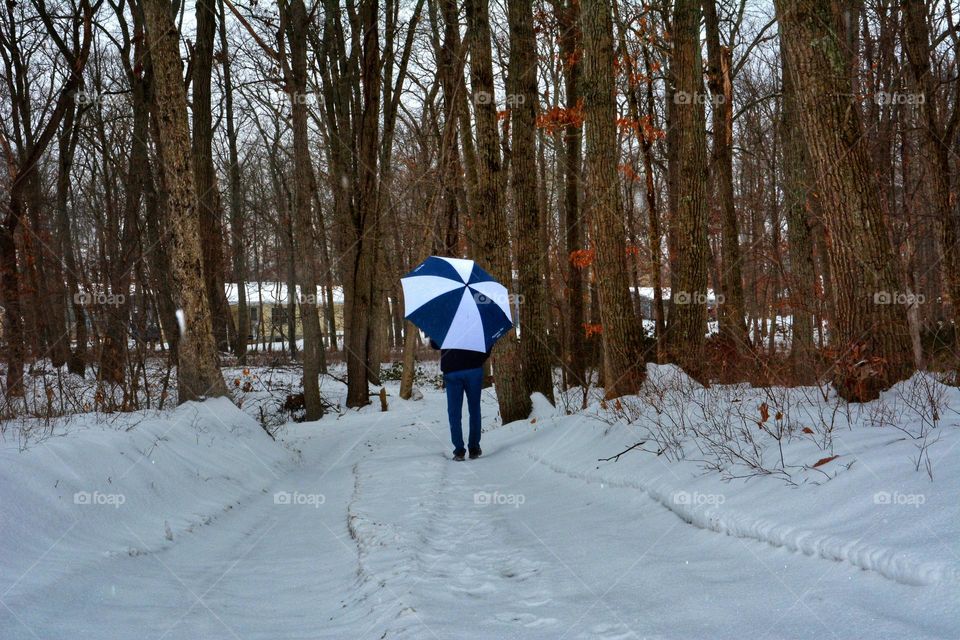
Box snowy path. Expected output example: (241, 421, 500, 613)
(2, 386, 958, 639)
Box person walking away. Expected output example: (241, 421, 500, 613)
(430, 339, 490, 460)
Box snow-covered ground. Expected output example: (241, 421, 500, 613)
(1, 365, 958, 639)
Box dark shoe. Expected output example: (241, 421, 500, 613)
(452, 450, 466, 461)
(468, 447, 482, 459)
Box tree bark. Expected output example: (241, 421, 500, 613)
(903, 0, 960, 382)
(665, 0, 710, 379)
(279, 0, 325, 419)
(556, 0, 588, 388)
(192, 0, 234, 352)
(345, 0, 382, 408)
(142, 0, 229, 403)
(637, 40, 666, 361)
(703, 0, 749, 353)
(55, 99, 87, 375)
(435, 0, 466, 255)
(775, 0, 914, 400)
(508, 0, 554, 402)
(218, 0, 248, 362)
(780, 41, 817, 380)
(580, 0, 646, 397)
(101, 20, 151, 388)
(466, 0, 531, 422)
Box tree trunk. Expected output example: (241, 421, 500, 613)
(775, 0, 914, 400)
(903, 0, 960, 382)
(436, 0, 466, 255)
(580, 0, 646, 397)
(0, 0, 94, 396)
(31, 160, 69, 369)
(142, 0, 229, 403)
(466, 0, 530, 422)
(398, 320, 418, 400)
(508, 0, 554, 402)
(703, 0, 749, 353)
(218, 0, 248, 362)
(101, 46, 150, 389)
(664, 0, 710, 379)
(640, 41, 666, 360)
(311, 183, 338, 352)
(279, 0, 325, 419)
(557, 0, 587, 388)
(0, 196, 25, 397)
(342, 0, 382, 408)
(780, 42, 817, 381)
(192, 0, 234, 352)
(143, 126, 181, 359)
(55, 101, 87, 375)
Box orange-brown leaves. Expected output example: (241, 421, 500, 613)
(583, 323, 603, 338)
(537, 98, 585, 132)
(569, 248, 595, 269)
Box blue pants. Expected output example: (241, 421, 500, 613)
(444, 367, 483, 453)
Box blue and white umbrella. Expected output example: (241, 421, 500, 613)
(400, 256, 513, 353)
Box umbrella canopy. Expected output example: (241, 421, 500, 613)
(400, 256, 513, 353)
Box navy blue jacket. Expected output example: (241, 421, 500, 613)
(429, 339, 490, 373)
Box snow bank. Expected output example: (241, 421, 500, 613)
(528, 392, 561, 421)
(503, 367, 960, 587)
(0, 398, 292, 597)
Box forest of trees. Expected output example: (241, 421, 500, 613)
(1, 0, 959, 418)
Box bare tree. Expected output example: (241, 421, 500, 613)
(277, 0, 325, 418)
(217, 0, 248, 361)
(903, 0, 960, 382)
(142, 0, 229, 402)
(664, 0, 710, 378)
(0, 0, 96, 396)
(702, 0, 749, 354)
(508, 0, 554, 402)
(466, 0, 530, 421)
(581, 0, 646, 397)
(775, 0, 914, 400)
(192, 0, 234, 351)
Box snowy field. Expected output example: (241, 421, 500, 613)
(1, 364, 959, 639)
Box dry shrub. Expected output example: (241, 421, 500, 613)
(702, 335, 829, 388)
(829, 341, 890, 403)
